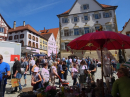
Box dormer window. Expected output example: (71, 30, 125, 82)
(62, 17, 69, 23)
(83, 4, 89, 10)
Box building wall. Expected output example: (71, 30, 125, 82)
(121, 21, 130, 61)
(59, 0, 117, 59)
(56, 31, 60, 53)
(48, 34, 56, 56)
(0, 16, 9, 40)
(39, 37, 47, 54)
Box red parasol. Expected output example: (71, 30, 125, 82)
(67, 31, 130, 96)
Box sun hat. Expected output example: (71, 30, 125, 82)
(34, 67, 39, 72)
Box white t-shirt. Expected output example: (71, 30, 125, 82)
(51, 66, 57, 75)
(71, 68, 78, 78)
(41, 68, 49, 82)
(30, 60, 35, 66)
(79, 65, 87, 75)
(69, 59, 72, 63)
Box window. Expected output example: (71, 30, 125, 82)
(36, 43, 38, 48)
(40, 39, 42, 43)
(93, 13, 101, 19)
(14, 35, 18, 39)
(40, 45, 42, 49)
(43, 46, 44, 50)
(103, 11, 112, 18)
(43, 40, 44, 44)
(106, 25, 112, 31)
(74, 29, 79, 35)
(20, 40, 24, 46)
(33, 42, 35, 48)
(0, 27, 4, 33)
(64, 30, 71, 36)
(84, 15, 88, 21)
(28, 41, 31, 47)
(28, 34, 31, 39)
(20, 34, 24, 38)
(95, 26, 100, 30)
(62, 17, 69, 23)
(83, 4, 89, 10)
(9, 36, 12, 40)
(84, 27, 90, 34)
(33, 36, 35, 41)
(65, 43, 69, 50)
(74, 17, 78, 22)
(36, 38, 38, 42)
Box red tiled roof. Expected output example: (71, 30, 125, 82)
(40, 28, 59, 39)
(59, 4, 115, 15)
(120, 19, 130, 34)
(0, 14, 11, 29)
(100, 4, 113, 8)
(42, 33, 52, 40)
(8, 24, 47, 40)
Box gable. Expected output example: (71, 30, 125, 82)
(49, 33, 56, 42)
(69, 0, 102, 15)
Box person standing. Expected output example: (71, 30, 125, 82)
(71, 63, 78, 85)
(29, 57, 35, 75)
(41, 63, 50, 84)
(51, 62, 58, 86)
(21, 58, 28, 87)
(111, 68, 130, 97)
(31, 59, 40, 73)
(12, 57, 22, 93)
(88, 61, 97, 81)
(62, 61, 68, 80)
(0, 54, 10, 96)
(66, 58, 71, 75)
(48, 57, 53, 69)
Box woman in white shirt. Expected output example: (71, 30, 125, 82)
(71, 63, 78, 85)
(78, 60, 87, 88)
(51, 62, 58, 86)
(41, 63, 49, 84)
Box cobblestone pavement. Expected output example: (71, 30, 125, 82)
(5, 67, 117, 97)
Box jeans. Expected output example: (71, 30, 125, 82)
(73, 78, 77, 86)
(15, 73, 22, 91)
(0, 81, 6, 97)
(33, 82, 42, 90)
(67, 65, 71, 75)
(22, 74, 27, 79)
(58, 73, 64, 85)
(30, 66, 33, 75)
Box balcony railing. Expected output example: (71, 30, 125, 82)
(61, 24, 116, 37)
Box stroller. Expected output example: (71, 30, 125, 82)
(57, 75, 69, 86)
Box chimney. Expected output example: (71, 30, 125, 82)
(23, 21, 25, 26)
(44, 27, 45, 33)
(13, 21, 16, 29)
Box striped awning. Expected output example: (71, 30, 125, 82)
(123, 61, 130, 68)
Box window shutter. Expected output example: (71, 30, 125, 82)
(71, 18, 74, 22)
(77, 16, 79, 22)
(82, 28, 85, 35)
(88, 15, 90, 20)
(68, 18, 70, 23)
(82, 16, 84, 21)
(80, 5, 83, 10)
(79, 28, 82, 35)
(103, 12, 105, 18)
(62, 18, 64, 23)
(99, 13, 101, 19)
(109, 11, 112, 17)
(92, 14, 95, 19)
(103, 26, 106, 30)
(87, 4, 89, 9)
(4, 28, 6, 34)
(71, 29, 74, 36)
(61, 30, 64, 36)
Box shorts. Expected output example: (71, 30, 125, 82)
(16, 73, 22, 79)
(112, 63, 116, 68)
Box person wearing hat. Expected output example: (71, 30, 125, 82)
(31, 67, 42, 90)
(0, 54, 10, 96)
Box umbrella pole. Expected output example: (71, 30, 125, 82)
(101, 48, 104, 97)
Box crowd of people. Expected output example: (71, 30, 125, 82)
(0, 54, 130, 97)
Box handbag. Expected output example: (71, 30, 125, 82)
(21, 68, 25, 74)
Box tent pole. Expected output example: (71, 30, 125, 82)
(101, 48, 104, 97)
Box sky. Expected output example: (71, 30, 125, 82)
(0, 0, 130, 31)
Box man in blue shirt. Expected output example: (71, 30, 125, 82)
(0, 54, 10, 96)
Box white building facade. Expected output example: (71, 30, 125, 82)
(8, 21, 43, 55)
(57, 0, 118, 58)
(0, 14, 11, 41)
